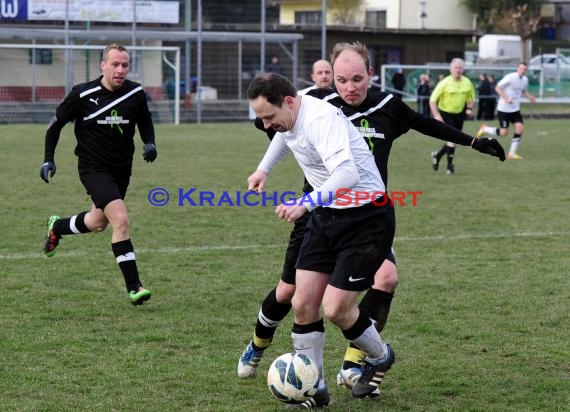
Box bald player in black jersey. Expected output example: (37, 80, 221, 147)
(39, 43, 157, 306)
(239, 42, 505, 405)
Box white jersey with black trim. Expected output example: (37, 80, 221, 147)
(496, 72, 528, 113)
(278, 95, 385, 209)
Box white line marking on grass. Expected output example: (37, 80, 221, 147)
(395, 231, 570, 242)
(0, 244, 284, 260)
(2, 231, 569, 260)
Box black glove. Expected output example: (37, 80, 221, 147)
(143, 143, 157, 162)
(40, 161, 56, 183)
(472, 138, 506, 161)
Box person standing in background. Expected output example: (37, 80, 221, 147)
(486, 74, 497, 120)
(266, 55, 284, 75)
(417, 73, 431, 116)
(476, 73, 492, 121)
(429, 58, 476, 175)
(391, 68, 406, 99)
(297, 59, 333, 95)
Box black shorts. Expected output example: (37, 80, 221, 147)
(280, 212, 310, 284)
(281, 213, 397, 285)
(440, 110, 465, 131)
(296, 200, 396, 292)
(497, 110, 523, 129)
(78, 161, 131, 210)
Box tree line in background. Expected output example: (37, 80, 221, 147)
(461, 0, 545, 61)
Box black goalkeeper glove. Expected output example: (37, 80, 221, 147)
(40, 161, 56, 183)
(143, 143, 157, 162)
(472, 138, 506, 161)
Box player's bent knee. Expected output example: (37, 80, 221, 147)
(373, 261, 399, 291)
(86, 214, 109, 232)
(110, 214, 130, 232)
(373, 272, 399, 291)
(275, 282, 295, 304)
(89, 221, 109, 232)
(292, 300, 320, 324)
(322, 303, 351, 328)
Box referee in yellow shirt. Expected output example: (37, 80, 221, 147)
(429, 58, 476, 174)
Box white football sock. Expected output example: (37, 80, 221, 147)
(510, 137, 521, 153)
(291, 330, 325, 381)
(350, 323, 388, 362)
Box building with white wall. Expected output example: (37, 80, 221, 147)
(278, 0, 475, 31)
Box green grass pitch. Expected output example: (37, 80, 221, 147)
(1, 119, 569, 411)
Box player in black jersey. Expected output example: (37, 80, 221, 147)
(39, 43, 157, 306)
(238, 42, 505, 403)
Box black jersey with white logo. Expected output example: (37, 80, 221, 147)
(308, 88, 417, 187)
(44, 76, 155, 167)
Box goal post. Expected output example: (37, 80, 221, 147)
(0, 43, 180, 124)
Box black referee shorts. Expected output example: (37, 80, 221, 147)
(440, 110, 466, 131)
(78, 161, 132, 210)
(296, 199, 396, 292)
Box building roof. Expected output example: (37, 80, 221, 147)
(0, 27, 304, 43)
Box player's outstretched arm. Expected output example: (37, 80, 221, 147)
(412, 115, 482, 146)
(411, 115, 505, 161)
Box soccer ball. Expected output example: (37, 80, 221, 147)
(267, 352, 319, 404)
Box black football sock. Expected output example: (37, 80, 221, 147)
(359, 288, 394, 332)
(436, 144, 447, 160)
(252, 288, 292, 351)
(446, 146, 456, 166)
(53, 211, 91, 236)
(111, 239, 142, 292)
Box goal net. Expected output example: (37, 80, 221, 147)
(0, 43, 180, 124)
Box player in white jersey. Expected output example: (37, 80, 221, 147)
(477, 62, 536, 160)
(247, 73, 396, 403)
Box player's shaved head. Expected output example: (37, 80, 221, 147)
(310, 60, 333, 89)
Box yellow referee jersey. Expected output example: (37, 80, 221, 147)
(430, 75, 475, 114)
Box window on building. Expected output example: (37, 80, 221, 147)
(295, 11, 321, 25)
(365, 10, 386, 28)
(29, 49, 52, 65)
